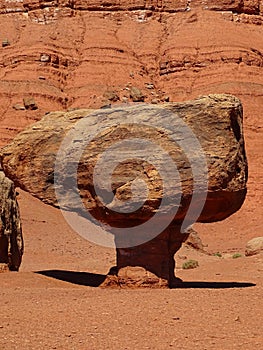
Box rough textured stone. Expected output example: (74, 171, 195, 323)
(0, 94, 247, 286)
(245, 237, 263, 256)
(0, 168, 23, 271)
(184, 227, 204, 251)
(130, 86, 145, 102)
(0, 94, 247, 223)
(23, 97, 38, 110)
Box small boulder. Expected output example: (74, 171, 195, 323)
(145, 83, 154, 89)
(40, 54, 51, 63)
(184, 228, 204, 251)
(2, 39, 10, 48)
(13, 104, 26, 111)
(103, 90, 119, 102)
(245, 237, 263, 256)
(130, 86, 145, 102)
(23, 97, 38, 110)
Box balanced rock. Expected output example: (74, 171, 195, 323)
(0, 168, 23, 271)
(245, 237, 263, 256)
(0, 94, 247, 286)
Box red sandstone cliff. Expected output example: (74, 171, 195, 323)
(0, 1, 262, 143)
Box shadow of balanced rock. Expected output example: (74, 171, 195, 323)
(0, 94, 248, 287)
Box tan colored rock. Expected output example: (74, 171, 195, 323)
(23, 97, 38, 110)
(0, 168, 23, 271)
(1, 94, 247, 223)
(245, 237, 263, 256)
(184, 227, 204, 251)
(103, 90, 119, 102)
(0, 94, 247, 286)
(130, 86, 145, 102)
(2, 38, 10, 47)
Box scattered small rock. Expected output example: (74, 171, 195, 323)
(23, 97, 38, 110)
(0, 264, 9, 273)
(13, 104, 26, 111)
(162, 95, 170, 102)
(2, 39, 10, 48)
(103, 90, 119, 102)
(145, 83, 154, 89)
(245, 237, 263, 256)
(184, 228, 204, 251)
(151, 98, 159, 104)
(40, 54, 51, 63)
(130, 86, 145, 102)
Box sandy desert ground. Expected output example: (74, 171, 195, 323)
(0, 188, 262, 350)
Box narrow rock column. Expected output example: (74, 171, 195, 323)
(0, 169, 23, 271)
(103, 224, 189, 288)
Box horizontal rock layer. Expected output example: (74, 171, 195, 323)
(0, 1, 262, 147)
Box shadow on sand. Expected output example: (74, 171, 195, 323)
(36, 269, 256, 289)
(36, 270, 106, 287)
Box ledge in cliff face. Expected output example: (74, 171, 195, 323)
(1, 1, 263, 15)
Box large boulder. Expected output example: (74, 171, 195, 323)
(0, 94, 247, 222)
(0, 94, 247, 286)
(0, 167, 23, 271)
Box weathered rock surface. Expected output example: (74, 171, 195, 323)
(245, 237, 263, 256)
(0, 94, 247, 286)
(0, 168, 23, 271)
(1, 94, 247, 224)
(184, 227, 204, 251)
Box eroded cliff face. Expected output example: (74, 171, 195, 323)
(0, 1, 263, 144)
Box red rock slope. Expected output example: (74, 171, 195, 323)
(0, 1, 262, 144)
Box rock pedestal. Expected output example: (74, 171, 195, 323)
(102, 224, 189, 288)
